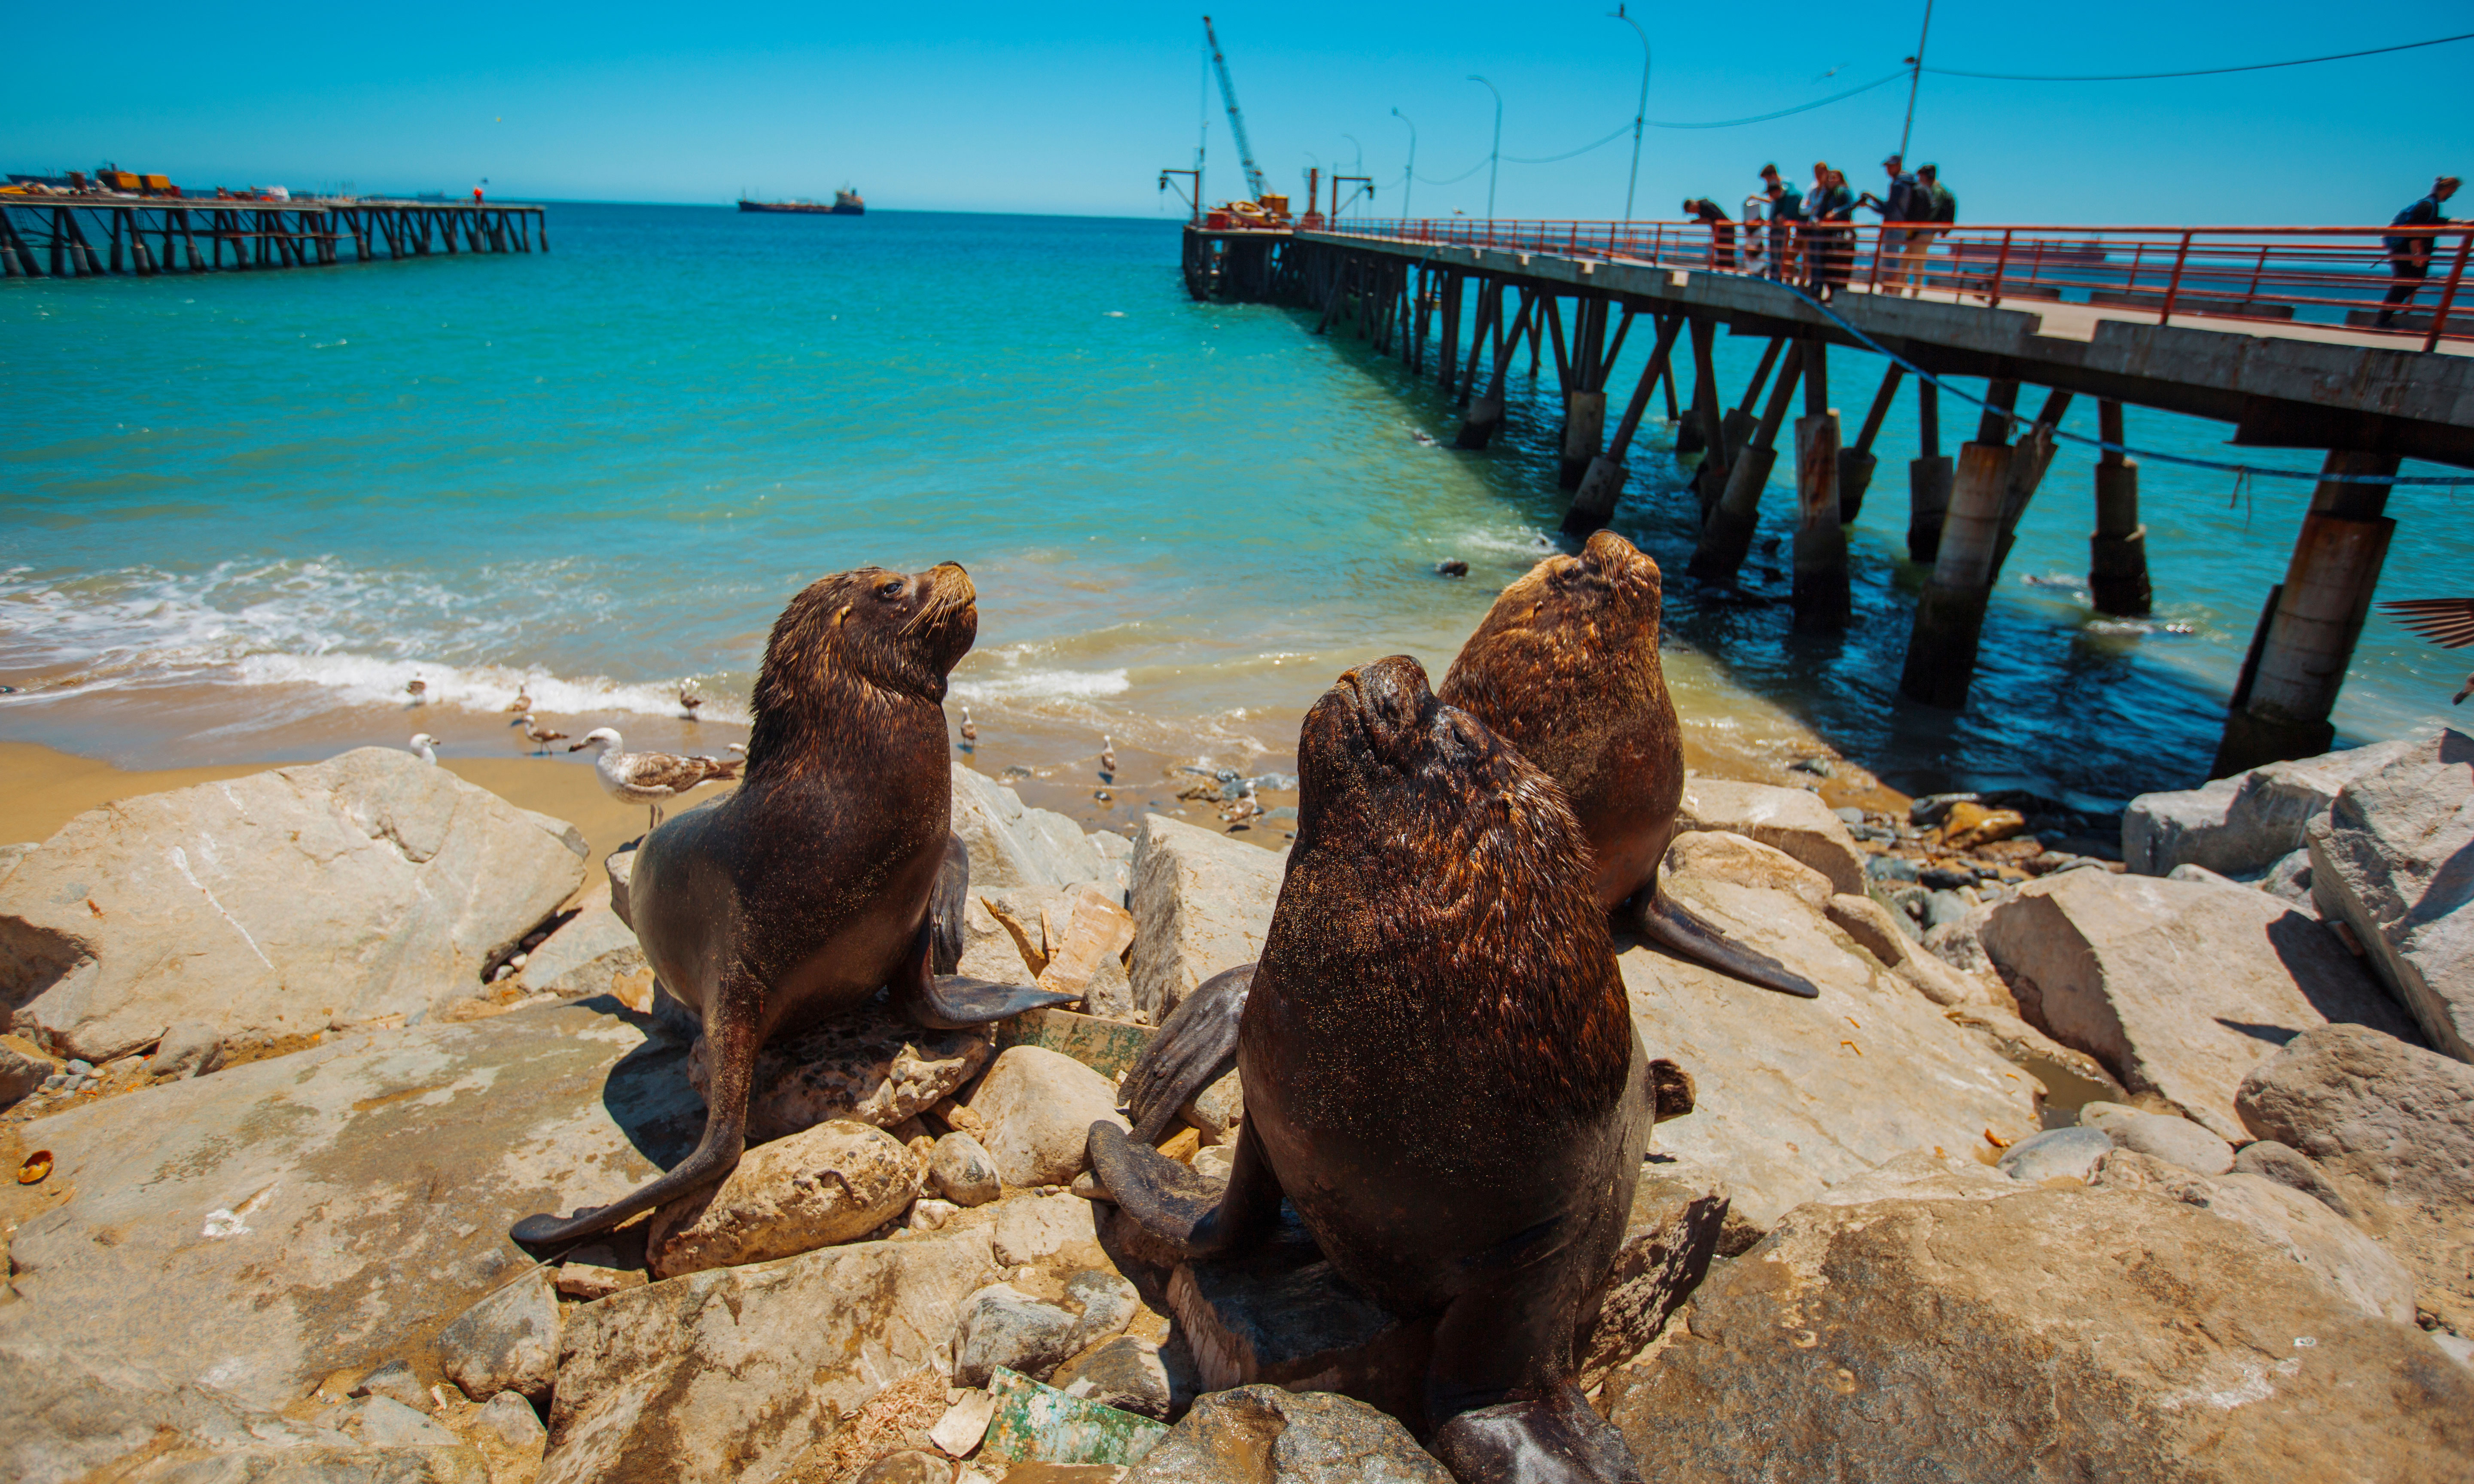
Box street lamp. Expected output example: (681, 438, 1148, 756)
(1392, 108, 1417, 222)
(1468, 76, 1502, 220)
(1341, 134, 1364, 173)
(1608, 3, 1651, 222)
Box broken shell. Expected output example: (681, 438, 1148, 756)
(18, 1150, 52, 1184)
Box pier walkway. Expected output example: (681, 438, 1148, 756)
(1182, 216, 2474, 777)
(0, 197, 545, 278)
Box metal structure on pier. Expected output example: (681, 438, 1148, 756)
(0, 197, 547, 278)
(1179, 213, 2474, 779)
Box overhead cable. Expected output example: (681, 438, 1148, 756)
(1924, 30, 2474, 82)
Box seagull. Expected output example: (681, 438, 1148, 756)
(408, 733, 439, 765)
(505, 681, 533, 715)
(958, 707, 978, 750)
(726, 742, 747, 757)
(2379, 598, 2474, 703)
(679, 680, 704, 719)
(569, 727, 745, 829)
(406, 677, 427, 705)
(515, 713, 569, 754)
(1099, 733, 1117, 776)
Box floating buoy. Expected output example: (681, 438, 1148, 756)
(18, 1150, 52, 1184)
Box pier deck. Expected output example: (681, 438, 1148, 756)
(1186, 216, 2474, 778)
(0, 197, 545, 278)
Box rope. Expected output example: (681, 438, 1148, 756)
(1760, 277, 2472, 487)
(1925, 30, 2474, 82)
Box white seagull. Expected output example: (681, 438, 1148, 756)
(569, 727, 744, 829)
(408, 733, 439, 765)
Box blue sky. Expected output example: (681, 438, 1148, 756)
(7, 2, 2466, 223)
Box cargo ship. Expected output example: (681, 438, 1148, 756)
(737, 188, 865, 216)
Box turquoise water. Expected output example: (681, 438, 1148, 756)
(1, 204, 2464, 806)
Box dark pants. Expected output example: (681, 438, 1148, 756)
(2378, 255, 2429, 325)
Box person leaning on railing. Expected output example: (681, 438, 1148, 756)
(2378, 174, 2460, 328)
(1759, 163, 1802, 283)
(1858, 153, 1921, 295)
(1685, 198, 1737, 271)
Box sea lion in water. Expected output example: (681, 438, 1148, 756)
(1119, 531, 1815, 1140)
(1092, 656, 1660, 1484)
(511, 562, 1076, 1247)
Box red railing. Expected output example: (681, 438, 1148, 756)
(1310, 217, 2474, 352)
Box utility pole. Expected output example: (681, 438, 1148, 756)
(1609, 3, 1650, 221)
(1899, 0, 1935, 162)
(1469, 76, 1502, 220)
(1393, 108, 1417, 221)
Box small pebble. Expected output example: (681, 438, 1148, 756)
(66, 1060, 93, 1078)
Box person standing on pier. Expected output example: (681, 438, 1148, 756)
(2379, 175, 2459, 328)
(1859, 153, 1922, 295)
(1760, 163, 1802, 283)
(1807, 166, 1856, 301)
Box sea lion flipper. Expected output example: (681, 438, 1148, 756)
(1120, 963, 1252, 1143)
(930, 834, 969, 976)
(890, 919, 1080, 1029)
(1635, 880, 1823, 999)
(509, 980, 761, 1249)
(1086, 1117, 1281, 1261)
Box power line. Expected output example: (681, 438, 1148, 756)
(1925, 30, 2474, 82)
(1647, 67, 1910, 129)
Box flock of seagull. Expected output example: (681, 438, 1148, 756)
(403, 677, 744, 829)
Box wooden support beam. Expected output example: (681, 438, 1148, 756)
(1689, 342, 1805, 581)
(1458, 292, 1532, 450)
(1677, 315, 1718, 459)
(1724, 338, 1787, 465)
(1976, 378, 2021, 444)
(1563, 314, 1686, 536)
(1561, 297, 1611, 488)
(1839, 363, 1905, 523)
(2089, 400, 2152, 617)
(2213, 450, 2401, 775)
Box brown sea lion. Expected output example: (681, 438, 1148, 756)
(1119, 531, 1814, 1141)
(1091, 656, 1658, 1484)
(511, 562, 1076, 1247)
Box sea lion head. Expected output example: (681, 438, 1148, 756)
(1280, 655, 1629, 1120)
(1451, 530, 1664, 681)
(748, 563, 977, 759)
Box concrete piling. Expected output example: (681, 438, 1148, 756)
(1898, 438, 2016, 707)
(1908, 380, 1954, 561)
(2088, 401, 2153, 616)
(1689, 343, 1804, 580)
(1840, 363, 1904, 523)
(1792, 407, 1849, 629)
(2212, 450, 2401, 775)
(1565, 314, 1685, 536)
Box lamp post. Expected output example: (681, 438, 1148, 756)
(1468, 76, 1502, 220)
(1608, 3, 1650, 221)
(1898, 0, 1936, 162)
(1392, 108, 1417, 222)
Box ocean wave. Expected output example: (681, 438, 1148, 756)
(949, 664, 1134, 704)
(232, 654, 751, 722)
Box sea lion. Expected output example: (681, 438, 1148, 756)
(1091, 656, 1658, 1484)
(1119, 531, 1816, 1140)
(511, 561, 1076, 1247)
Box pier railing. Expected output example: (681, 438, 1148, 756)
(0, 197, 547, 278)
(1317, 218, 2472, 352)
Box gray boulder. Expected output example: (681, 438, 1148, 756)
(1124, 1385, 1452, 1484)
(1, 998, 703, 1412)
(2236, 1022, 2474, 1334)
(646, 1118, 922, 1278)
(0, 1039, 52, 1108)
(151, 1021, 224, 1080)
(1600, 1187, 2473, 1480)
(1998, 1125, 2115, 1183)
(686, 997, 992, 1144)
(340, 1395, 461, 1448)
(966, 1045, 1129, 1187)
(515, 881, 649, 1003)
(929, 1130, 1002, 1207)
(2080, 1104, 2236, 1175)
(2233, 1139, 2355, 1218)
(0, 747, 588, 1062)
(1052, 1335, 1175, 1421)
(2123, 733, 2426, 878)
(953, 763, 1124, 897)
(1128, 813, 1282, 1022)
(1980, 868, 2416, 1141)
(436, 1268, 560, 1406)
(2306, 727, 2474, 1060)
(544, 1227, 999, 1484)
(953, 1269, 1140, 1389)
(1674, 777, 1867, 895)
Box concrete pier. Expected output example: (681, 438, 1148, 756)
(2089, 401, 2154, 616)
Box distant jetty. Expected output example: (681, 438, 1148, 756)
(737, 188, 864, 216)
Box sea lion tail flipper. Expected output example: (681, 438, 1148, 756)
(891, 918, 1080, 1029)
(509, 982, 760, 1249)
(1635, 885, 1823, 1000)
(931, 834, 969, 976)
(1086, 1118, 1281, 1261)
(1120, 963, 1252, 1143)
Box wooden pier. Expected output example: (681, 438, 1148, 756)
(1185, 216, 2474, 778)
(0, 197, 546, 278)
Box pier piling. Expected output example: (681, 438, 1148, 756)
(1899, 437, 2016, 708)
(1565, 313, 1685, 536)
(1689, 341, 1804, 581)
(1841, 363, 1904, 523)
(2089, 401, 2154, 616)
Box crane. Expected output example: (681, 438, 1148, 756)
(1201, 15, 1267, 203)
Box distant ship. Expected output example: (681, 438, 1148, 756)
(737, 188, 865, 216)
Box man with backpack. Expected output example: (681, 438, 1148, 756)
(1859, 154, 1921, 293)
(2378, 175, 2460, 328)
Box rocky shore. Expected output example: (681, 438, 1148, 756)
(2, 732, 2469, 1482)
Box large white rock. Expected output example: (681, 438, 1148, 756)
(1600, 1187, 2474, 1478)
(952, 764, 1123, 897)
(543, 1227, 1000, 1484)
(1980, 869, 2416, 1141)
(2306, 727, 2474, 1061)
(647, 1118, 923, 1278)
(0, 747, 588, 1062)
(0, 999, 704, 1411)
(1128, 813, 1282, 1022)
(517, 881, 649, 1004)
(2122, 733, 2426, 879)
(966, 1046, 1129, 1188)
(1675, 777, 1867, 895)
(1621, 832, 2046, 1229)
